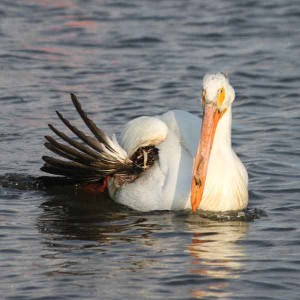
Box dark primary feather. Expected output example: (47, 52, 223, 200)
(70, 93, 116, 153)
(48, 124, 101, 159)
(41, 93, 134, 183)
(55, 110, 105, 154)
(44, 135, 95, 163)
(41, 93, 160, 186)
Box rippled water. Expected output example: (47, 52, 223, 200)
(1, 0, 300, 299)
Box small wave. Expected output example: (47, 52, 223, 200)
(197, 207, 267, 222)
(0, 173, 45, 191)
(0, 174, 267, 222)
(117, 36, 163, 48)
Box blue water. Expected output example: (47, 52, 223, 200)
(0, 0, 300, 299)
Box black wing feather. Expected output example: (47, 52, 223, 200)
(44, 135, 95, 163)
(48, 124, 101, 159)
(70, 93, 116, 153)
(55, 110, 105, 153)
(41, 94, 134, 183)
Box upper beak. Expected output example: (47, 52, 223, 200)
(190, 103, 225, 213)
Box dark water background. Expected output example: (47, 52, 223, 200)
(1, 0, 300, 299)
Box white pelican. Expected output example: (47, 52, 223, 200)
(41, 73, 248, 212)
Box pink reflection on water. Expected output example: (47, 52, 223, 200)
(65, 20, 98, 31)
(26, 0, 77, 9)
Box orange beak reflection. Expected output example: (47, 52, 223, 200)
(191, 104, 226, 212)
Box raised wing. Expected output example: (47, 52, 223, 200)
(41, 94, 134, 183)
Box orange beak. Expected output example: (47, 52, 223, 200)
(190, 104, 226, 212)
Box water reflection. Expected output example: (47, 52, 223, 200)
(185, 217, 248, 298)
(37, 193, 248, 299)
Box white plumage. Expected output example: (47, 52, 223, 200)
(42, 73, 249, 213)
(108, 106, 248, 211)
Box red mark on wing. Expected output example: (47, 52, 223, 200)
(82, 176, 110, 193)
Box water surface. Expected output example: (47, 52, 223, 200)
(1, 0, 300, 299)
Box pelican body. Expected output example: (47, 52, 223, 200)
(41, 73, 249, 212)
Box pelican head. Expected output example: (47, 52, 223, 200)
(202, 73, 235, 111)
(191, 73, 236, 212)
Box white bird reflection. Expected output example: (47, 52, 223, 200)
(36, 194, 249, 299)
(185, 215, 249, 299)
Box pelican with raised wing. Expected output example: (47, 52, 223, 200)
(41, 73, 248, 212)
